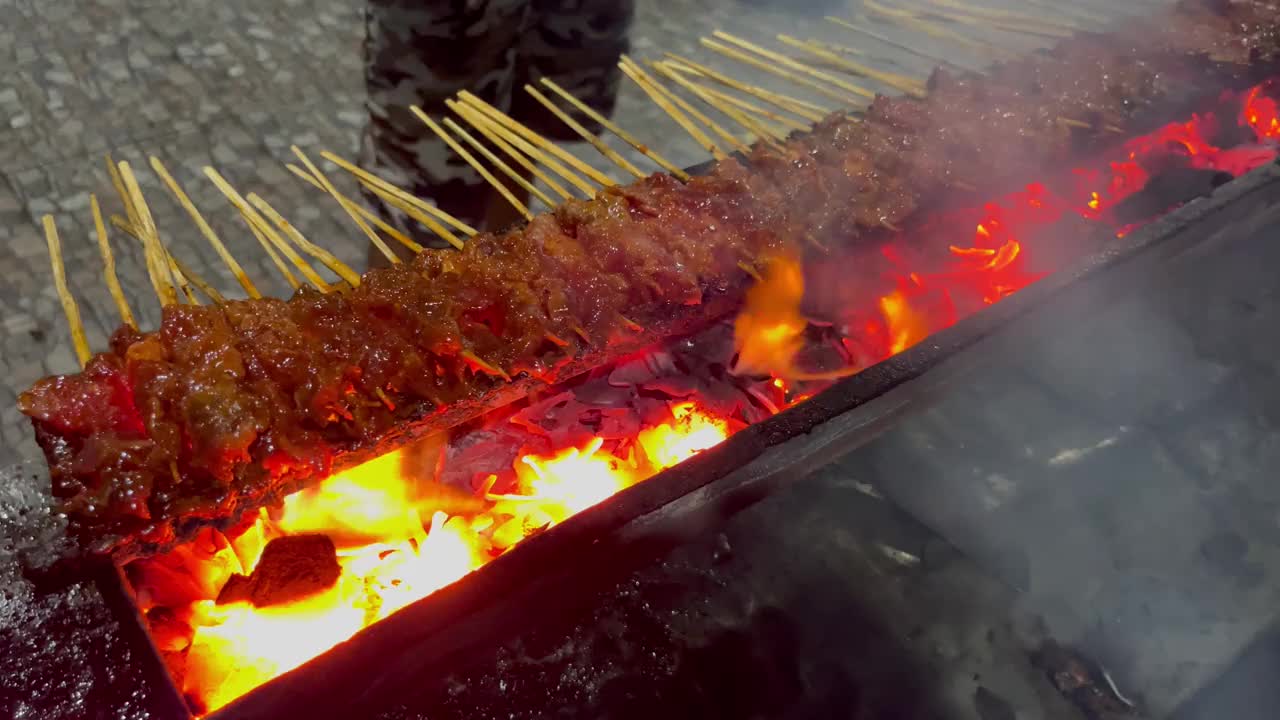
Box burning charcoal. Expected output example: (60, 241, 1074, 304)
(215, 535, 341, 608)
(608, 357, 659, 387)
(439, 429, 528, 491)
(214, 573, 253, 605)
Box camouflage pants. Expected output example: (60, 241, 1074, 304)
(359, 0, 636, 251)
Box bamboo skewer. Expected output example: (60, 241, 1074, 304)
(824, 16, 966, 70)
(662, 54, 829, 123)
(910, 4, 1074, 40)
(652, 63, 787, 146)
(1017, 0, 1109, 26)
(446, 100, 576, 200)
(711, 31, 877, 101)
(248, 221, 301, 290)
(124, 176, 201, 306)
(205, 165, 333, 288)
(117, 161, 179, 307)
(316, 153, 475, 239)
(861, 0, 1015, 59)
(918, 0, 1081, 36)
(247, 192, 362, 288)
(522, 84, 647, 180)
(167, 255, 223, 304)
(149, 156, 262, 299)
(699, 38, 866, 108)
(776, 35, 928, 97)
(289, 149, 401, 264)
(456, 90, 617, 189)
(450, 99, 597, 199)
(286, 164, 422, 250)
(106, 214, 226, 305)
(110, 157, 200, 305)
(439, 117, 557, 208)
(43, 216, 91, 367)
(630, 59, 756, 155)
(411, 106, 534, 221)
(105, 154, 142, 234)
(662, 76, 809, 132)
(538, 77, 690, 181)
(316, 150, 467, 248)
(618, 56, 730, 160)
(90, 195, 136, 329)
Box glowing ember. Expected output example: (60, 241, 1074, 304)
(135, 82, 1280, 716)
(163, 400, 732, 714)
(1243, 84, 1280, 141)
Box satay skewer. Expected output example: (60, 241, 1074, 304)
(150, 156, 262, 299)
(824, 16, 972, 71)
(292, 146, 405, 264)
(247, 192, 362, 288)
(522, 84, 647, 180)
(246, 220, 302, 290)
(917, 0, 1082, 36)
(1018, 0, 1109, 25)
(42, 216, 91, 367)
(438, 117, 557, 208)
(456, 90, 617, 189)
(285, 163, 441, 249)
(619, 56, 738, 158)
(775, 35, 928, 97)
(117, 161, 179, 307)
(661, 54, 829, 123)
(312, 152, 475, 238)
(109, 157, 194, 305)
(538, 77, 691, 181)
(446, 100, 577, 200)
(660, 76, 809, 132)
(711, 31, 878, 101)
(316, 150, 467, 247)
(90, 195, 137, 329)
(449, 100, 594, 199)
(861, 0, 1016, 59)
(205, 165, 334, 289)
(699, 38, 867, 108)
(632, 59, 758, 154)
(412, 106, 535, 221)
(111, 213, 225, 304)
(904, 2, 1071, 38)
(651, 62, 787, 146)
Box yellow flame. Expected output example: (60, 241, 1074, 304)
(879, 289, 931, 355)
(175, 401, 733, 714)
(637, 402, 731, 471)
(733, 254, 807, 378)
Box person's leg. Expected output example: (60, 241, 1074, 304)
(360, 0, 531, 267)
(508, 0, 637, 144)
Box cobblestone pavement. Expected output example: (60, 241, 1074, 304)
(0, 0, 1141, 464)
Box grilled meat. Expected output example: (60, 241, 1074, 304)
(18, 0, 1280, 558)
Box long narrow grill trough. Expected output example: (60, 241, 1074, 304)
(9, 1, 1280, 718)
(123, 81, 1280, 718)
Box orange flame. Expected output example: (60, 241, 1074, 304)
(878, 288, 931, 354)
(173, 403, 730, 714)
(733, 254, 807, 378)
(1243, 85, 1280, 141)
